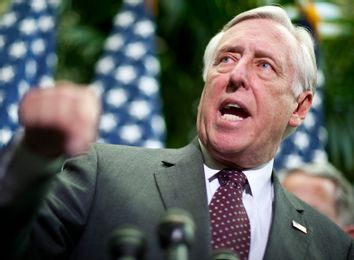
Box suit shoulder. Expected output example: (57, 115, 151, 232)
(285, 188, 351, 240)
(89, 141, 200, 168)
(92, 141, 199, 159)
(92, 142, 178, 158)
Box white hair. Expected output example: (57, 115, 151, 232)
(202, 5, 317, 97)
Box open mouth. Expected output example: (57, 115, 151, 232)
(220, 103, 250, 121)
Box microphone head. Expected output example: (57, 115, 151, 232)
(108, 225, 146, 260)
(157, 208, 196, 249)
(210, 249, 240, 260)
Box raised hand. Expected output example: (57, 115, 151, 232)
(19, 82, 101, 158)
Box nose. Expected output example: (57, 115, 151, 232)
(227, 59, 249, 93)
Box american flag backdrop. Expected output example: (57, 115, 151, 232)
(0, 0, 59, 148)
(91, 0, 165, 148)
(274, 3, 328, 171)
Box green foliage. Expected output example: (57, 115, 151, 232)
(0, 0, 11, 15)
(55, 0, 117, 83)
(322, 19, 354, 181)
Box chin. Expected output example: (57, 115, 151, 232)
(212, 133, 246, 150)
(208, 139, 241, 157)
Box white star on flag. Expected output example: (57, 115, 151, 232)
(0, 0, 59, 148)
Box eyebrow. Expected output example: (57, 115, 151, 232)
(216, 44, 283, 71)
(217, 45, 281, 63)
(217, 45, 244, 55)
(254, 49, 276, 60)
(217, 45, 277, 61)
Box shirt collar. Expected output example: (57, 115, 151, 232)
(242, 160, 274, 199)
(199, 139, 274, 198)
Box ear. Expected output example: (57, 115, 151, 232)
(288, 91, 313, 128)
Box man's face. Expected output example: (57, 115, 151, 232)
(283, 172, 338, 225)
(197, 18, 312, 168)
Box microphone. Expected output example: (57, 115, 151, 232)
(210, 249, 240, 260)
(157, 208, 196, 260)
(108, 225, 146, 260)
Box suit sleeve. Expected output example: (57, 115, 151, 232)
(0, 144, 98, 260)
(347, 238, 354, 260)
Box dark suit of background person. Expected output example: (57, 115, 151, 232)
(0, 6, 353, 260)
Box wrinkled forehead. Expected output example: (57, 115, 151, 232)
(219, 18, 297, 54)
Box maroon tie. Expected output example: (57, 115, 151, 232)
(209, 169, 251, 260)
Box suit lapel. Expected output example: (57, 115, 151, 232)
(154, 139, 212, 259)
(154, 143, 313, 259)
(264, 174, 310, 259)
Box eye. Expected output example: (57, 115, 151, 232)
(220, 56, 232, 64)
(259, 62, 273, 71)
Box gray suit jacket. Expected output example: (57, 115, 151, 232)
(2, 139, 353, 259)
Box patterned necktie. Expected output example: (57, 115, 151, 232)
(209, 169, 251, 260)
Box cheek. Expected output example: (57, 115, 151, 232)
(257, 91, 295, 131)
(197, 89, 210, 127)
(206, 72, 228, 91)
(271, 102, 292, 124)
(200, 81, 219, 109)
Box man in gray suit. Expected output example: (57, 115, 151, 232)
(1, 5, 353, 260)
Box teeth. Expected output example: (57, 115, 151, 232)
(221, 114, 243, 121)
(224, 103, 240, 109)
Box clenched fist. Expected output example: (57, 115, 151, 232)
(19, 83, 101, 158)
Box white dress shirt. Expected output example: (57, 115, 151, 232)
(200, 142, 274, 260)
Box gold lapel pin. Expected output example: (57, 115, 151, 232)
(292, 220, 307, 234)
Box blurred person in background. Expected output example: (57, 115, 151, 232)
(281, 161, 354, 237)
